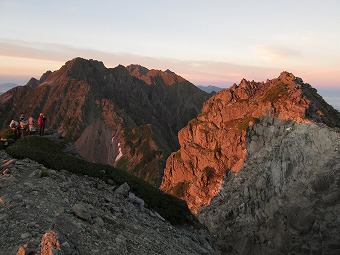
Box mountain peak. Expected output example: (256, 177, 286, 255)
(39, 70, 52, 83)
(26, 69, 52, 88)
(278, 71, 295, 80)
(62, 57, 107, 76)
(164, 69, 175, 74)
(126, 65, 186, 86)
(126, 64, 150, 77)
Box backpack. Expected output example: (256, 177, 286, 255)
(9, 121, 18, 129)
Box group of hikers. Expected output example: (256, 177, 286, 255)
(9, 113, 47, 138)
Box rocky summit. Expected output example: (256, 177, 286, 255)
(199, 117, 340, 255)
(161, 72, 340, 213)
(0, 150, 217, 255)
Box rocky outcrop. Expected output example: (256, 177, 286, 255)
(161, 72, 340, 213)
(0, 58, 210, 187)
(0, 150, 217, 255)
(198, 117, 340, 254)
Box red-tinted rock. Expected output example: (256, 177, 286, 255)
(161, 72, 340, 213)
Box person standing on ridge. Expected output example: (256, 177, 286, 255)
(28, 115, 36, 135)
(38, 113, 46, 136)
(19, 115, 28, 138)
(9, 120, 19, 138)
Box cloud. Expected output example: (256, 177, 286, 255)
(256, 45, 302, 61)
(0, 39, 290, 87)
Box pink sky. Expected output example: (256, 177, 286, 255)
(0, 43, 338, 89)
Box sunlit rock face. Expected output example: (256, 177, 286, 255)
(161, 72, 340, 213)
(0, 58, 210, 187)
(199, 117, 340, 255)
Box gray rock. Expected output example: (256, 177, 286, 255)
(0, 151, 217, 255)
(0, 213, 8, 221)
(20, 232, 31, 239)
(127, 192, 145, 211)
(28, 169, 42, 178)
(93, 216, 104, 227)
(114, 182, 130, 197)
(199, 118, 340, 255)
(72, 202, 92, 221)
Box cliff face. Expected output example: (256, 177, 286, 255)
(198, 117, 340, 254)
(160, 72, 340, 213)
(0, 58, 210, 187)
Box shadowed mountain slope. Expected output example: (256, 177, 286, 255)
(0, 58, 210, 186)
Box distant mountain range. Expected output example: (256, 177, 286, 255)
(317, 88, 340, 111)
(197, 85, 223, 94)
(0, 83, 18, 94)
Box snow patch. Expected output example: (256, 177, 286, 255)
(115, 142, 123, 162)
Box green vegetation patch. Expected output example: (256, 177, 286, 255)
(41, 168, 51, 177)
(122, 126, 161, 186)
(115, 156, 128, 171)
(5, 136, 195, 225)
(123, 125, 152, 155)
(262, 83, 288, 103)
(0, 128, 16, 140)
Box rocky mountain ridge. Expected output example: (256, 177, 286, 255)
(0, 58, 210, 187)
(161, 72, 340, 213)
(199, 117, 340, 254)
(0, 150, 217, 255)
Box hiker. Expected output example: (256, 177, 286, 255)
(9, 120, 19, 138)
(37, 113, 46, 136)
(28, 115, 36, 135)
(19, 116, 28, 138)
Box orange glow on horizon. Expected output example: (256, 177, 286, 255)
(0, 55, 339, 89)
(0, 56, 63, 77)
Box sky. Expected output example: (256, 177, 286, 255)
(0, 0, 340, 92)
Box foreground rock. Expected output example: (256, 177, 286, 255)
(198, 117, 340, 255)
(0, 151, 217, 255)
